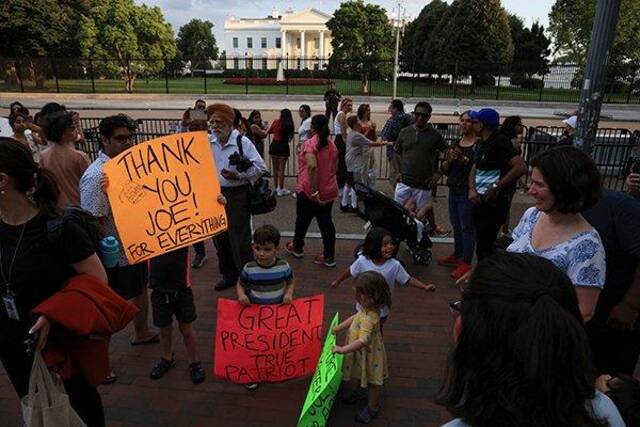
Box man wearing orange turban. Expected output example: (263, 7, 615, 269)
(207, 103, 267, 290)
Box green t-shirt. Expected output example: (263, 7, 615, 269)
(397, 125, 447, 190)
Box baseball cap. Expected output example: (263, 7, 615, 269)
(469, 108, 500, 127)
(562, 115, 577, 129)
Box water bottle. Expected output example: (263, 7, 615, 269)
(100, 236, 120, 268)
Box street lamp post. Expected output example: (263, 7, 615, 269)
(392, 0, 405, 100)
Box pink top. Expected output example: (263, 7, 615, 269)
(296, 134, 338, 201)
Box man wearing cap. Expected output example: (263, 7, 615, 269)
(558, 115, 577, 145)
(207, 103, 267, 291)
(394, 101, 447, 212)
(468, 108, 526, 260)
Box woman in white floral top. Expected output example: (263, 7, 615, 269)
(507, 146, 605, 321)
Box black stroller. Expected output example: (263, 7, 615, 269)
(352, 182, 433, 265)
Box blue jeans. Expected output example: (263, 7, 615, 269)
(448, 190, 475, 264)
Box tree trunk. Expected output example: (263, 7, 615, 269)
(2, 61, 19, 87)
(361, 74, 369, 94)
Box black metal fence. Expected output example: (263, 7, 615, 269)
(78, 118, 638, 191)
(2, 57, 639, 104)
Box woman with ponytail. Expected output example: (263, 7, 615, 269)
(439, 252, 624, 427)
(286, 115, 339, 268)
(0, 138, 107, 426)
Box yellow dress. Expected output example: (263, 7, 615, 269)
(342, 310, 388, 388)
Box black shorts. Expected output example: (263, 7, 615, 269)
(269, 140, 290, 158)
(151, 288, 197, 328)
(106, 263, 148, 300)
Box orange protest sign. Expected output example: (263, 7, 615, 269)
(213, 296, 325, 384)
(103, 131, 227, 264)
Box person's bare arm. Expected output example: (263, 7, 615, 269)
(406, 276, 436, 292)
(251, 123, 268, 138)
(283, 277, 295, 304)
(339, 114, 348, 140)
(330, 268, 352, 288)
(237, 281, 250, 306)
(333, 314, 356, 333)
(305, 152, 320, 198)
(468, 164, 479, 204)
(498, 155, 527, 189)
(576, 287, 601, 323)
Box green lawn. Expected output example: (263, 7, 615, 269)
(1, 77, 636, 104)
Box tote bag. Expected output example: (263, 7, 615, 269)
(21, 352, 86, 427)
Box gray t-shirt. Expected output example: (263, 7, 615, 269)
(441, 391, 625, 427)
(345, 130, 373, 173)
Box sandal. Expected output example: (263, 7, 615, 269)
(355, 406, 379, 424)
(150, 356, 176, 380)
(189, 362, 206, 384)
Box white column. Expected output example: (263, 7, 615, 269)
(281, 30, 287, 58)
(300, 30, 306, 69)
(319, 31, 325, 67)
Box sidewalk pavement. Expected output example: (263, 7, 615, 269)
(3, 92, 640, 122)
(0, 238, 458, 427)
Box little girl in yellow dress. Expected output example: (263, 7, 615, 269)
(333, 271, 391, 424)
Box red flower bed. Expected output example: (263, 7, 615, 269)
(224, 77, 328, 86)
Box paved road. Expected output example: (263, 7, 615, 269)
(3, 93, 640, 123)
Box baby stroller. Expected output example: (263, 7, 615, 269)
(352, 182, 433, 265)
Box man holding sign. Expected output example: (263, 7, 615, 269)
(80, 115, 158, 381)
(207, 103, 267, 291)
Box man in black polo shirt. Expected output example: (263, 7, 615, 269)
(394, 102, 447, 212)
(468, 108, 526, 260)
(583, 182, 640, 376)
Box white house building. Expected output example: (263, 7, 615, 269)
(223, 8, 333, 70)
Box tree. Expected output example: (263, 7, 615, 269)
(427, 0, 514, 88)
(326, 0, 394, 94)
(78, 0, 177, 92)
(177, 19, 219, 72)
(399, 0, 449, 72)
(549, 0, 640, 67)
(508, 15, 551, 79)
(0, 0, 88, 88)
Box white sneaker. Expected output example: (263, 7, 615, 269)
(276, 189, 283, 196)
(280, 188, 291, 196)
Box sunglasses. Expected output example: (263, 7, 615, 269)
(414, 112, 430, 118)
(112, 134, 133, 143)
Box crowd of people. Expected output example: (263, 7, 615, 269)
(1, 96, 639, 427)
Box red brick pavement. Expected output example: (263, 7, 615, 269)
(0, 236, 461, 427)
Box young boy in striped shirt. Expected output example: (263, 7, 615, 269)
(237, 224, 296, 389)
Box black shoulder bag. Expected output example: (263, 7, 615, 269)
(236, 134, 277, 215)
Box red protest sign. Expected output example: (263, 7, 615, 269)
(213, 295, 324, 384)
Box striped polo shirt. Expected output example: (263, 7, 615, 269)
(239, 258, 293, 304)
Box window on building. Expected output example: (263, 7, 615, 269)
(262, 58, 268, 69)
(314, 38, 319, 50)
(261, 37, 267, 48)
(233, 37, 238, 49)
(233, 57, 239, 69)
(247, 57, 254, 69)
(275, 37, 281, 49)
(296, 38, 300, 49)
(247, 37, 253, 48)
